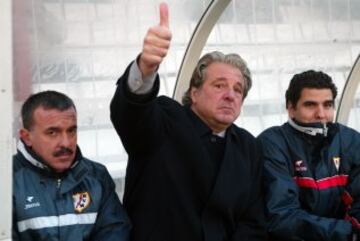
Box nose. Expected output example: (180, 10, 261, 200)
(316, 106, 326, 121)
(59, 133, 72, 147)
(224, 88, 235, 101)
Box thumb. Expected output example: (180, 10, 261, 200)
(159, 2, 169, 28)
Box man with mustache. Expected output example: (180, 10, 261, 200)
(110, 3, 267, 241)
(13, 90, 131, 241)
(258, 70, 360, 241)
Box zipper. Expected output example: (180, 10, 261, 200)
(56, 178, 62, 240)
(57, 178, 61, 189)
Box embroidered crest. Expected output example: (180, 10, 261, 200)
(294, 160, 307, 171)
(73, 192, 91, 213)
(333, 157, 341, 171)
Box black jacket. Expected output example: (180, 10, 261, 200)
(110, 63, 267, 241)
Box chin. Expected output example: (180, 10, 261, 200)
(217, 117, 235, 126)
(55, 163, 73, 173)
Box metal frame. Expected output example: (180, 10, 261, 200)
(0, 0, 13, 240)
(173, 0, 232, 102)
(336, 54, 360, 124)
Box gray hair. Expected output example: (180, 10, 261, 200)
(182, 51, 252, 105)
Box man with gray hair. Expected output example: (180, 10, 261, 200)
(110, 3, 266, 241)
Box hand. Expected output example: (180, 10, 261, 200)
(139, 2, 172, 78)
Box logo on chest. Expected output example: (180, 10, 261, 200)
(294, 160, 307, 172)
(72, 192, 91, 213)
(333, 157, 341, 171)
(24, 196, 41, 210)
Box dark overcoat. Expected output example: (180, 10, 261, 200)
(110, 63, 267, 241)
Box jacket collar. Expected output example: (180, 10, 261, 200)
(185, 105, 228, 138)
(288, 118, 329, 137)
(17, 140, 82, 175)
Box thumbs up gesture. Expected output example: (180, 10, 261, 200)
(139, 3, 172, 78)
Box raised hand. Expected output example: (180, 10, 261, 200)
(139, 2, 172, 78)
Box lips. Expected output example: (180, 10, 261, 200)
(56, 153, 72, 158)
(219, 106, 234, 113)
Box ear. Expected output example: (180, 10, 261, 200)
(287, 102, 296, 119)
(19, 128, 32, 147)
(190, 87, 198, 104)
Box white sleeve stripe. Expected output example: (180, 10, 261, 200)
(17, 212, 98, 232)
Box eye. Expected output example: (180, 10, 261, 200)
(46, 130, 57, 136)
(213, 82, 226, 90)
(234, 86, 243, 95)
(68, 127, 77, 136)
(324, 101, 334, 108)
(303, 102, 316, 107)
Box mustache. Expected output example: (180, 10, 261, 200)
(53, 147, 74, 157)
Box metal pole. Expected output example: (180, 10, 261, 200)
(173, 0, 232, 102)
(336, 55, 360, 124)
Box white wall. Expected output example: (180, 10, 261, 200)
(0, 0, 13, 239)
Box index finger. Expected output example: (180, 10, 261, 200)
(159, 2, 169, 28)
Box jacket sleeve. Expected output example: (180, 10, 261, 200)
(342, 129, 360, 237)
(230, 142, 268, 241)
(110, 60, 165, 157)
(258, 132, 352, 241)
(12, 196, 20, 241)
(90, 167, 131, 241)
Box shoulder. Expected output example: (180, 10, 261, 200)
(258, 125, 285, 140)
(338, 123, 360, 136)
(229, 125, 261, 156)
(156, 96, 190, 120)
(256, 124, 294, 157)
(157, 95, 183, 110)
(231, 125, 256, 142)
(78, 158, 119, 192)
(337, 123, 360, 146)
(81, 158, 111, 177)
(13, 152, 30, 175)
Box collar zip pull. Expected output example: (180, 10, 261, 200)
(57, 179, 61, 189)
(322, 123, 328, 137)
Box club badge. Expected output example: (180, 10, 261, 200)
(333, 157, 341, 171)
(73, 192, 91, 213)
(294, 160, 307, 172)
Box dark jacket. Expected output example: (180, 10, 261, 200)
(13, 141, 131, 241)
(110, 62, 267, 241)
(258, 122, 360, 241)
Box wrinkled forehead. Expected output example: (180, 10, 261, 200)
(31, 106, 77, 127)
(205, 62, 244, 83)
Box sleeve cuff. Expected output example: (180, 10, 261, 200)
(128, 61, 157, 94)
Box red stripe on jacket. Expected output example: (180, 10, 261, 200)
(293, 175, 348, 190)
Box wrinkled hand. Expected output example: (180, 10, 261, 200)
(139, 2, 172, 78)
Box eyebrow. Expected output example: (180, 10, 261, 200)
(213, 77, 243, 87)
(302, 99, 334, 105)
(45, 125, 77, 131)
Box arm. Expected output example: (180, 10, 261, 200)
(12, 197, 20, 241)
(90, 168, 131, 241)
(342, 129, 360, 240)
(110, 3, 172, 156)
(259, 133, 352, 241)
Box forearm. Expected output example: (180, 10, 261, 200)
(127, 58, 157, 94)
(267, 206, 352, 241)
(91, 173, 131, 241)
